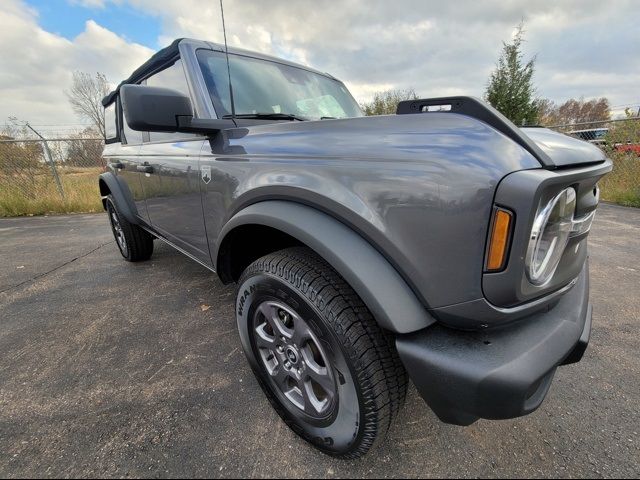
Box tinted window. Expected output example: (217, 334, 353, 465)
(104, 102, 117, 140)
(145, 59, 194, 142)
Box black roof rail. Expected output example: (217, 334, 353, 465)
(396, 96, 555, 169)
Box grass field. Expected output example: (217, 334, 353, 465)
(598, 151, 640, 207)
(0, 169, 103, 217)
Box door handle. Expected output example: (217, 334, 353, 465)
(109, 162, 124, 170)
(137, 164, 154, 174)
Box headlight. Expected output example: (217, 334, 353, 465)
(525, 187, 577, 286)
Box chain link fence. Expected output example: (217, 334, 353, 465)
(0, 134, 105, 216)
(548, 117, 640, 207)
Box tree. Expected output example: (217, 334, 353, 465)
(65, 127, 105, 168)
(485, 23, 538, 125)
(0, 122, 44, 174)
(536, 97, 611, 126)
(557, 97, 610, 125)
(360, 88, 419, 116)
(65, 71, 110, 137)
(536, 98, 561, 126)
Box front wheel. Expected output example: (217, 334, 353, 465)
(235, 247, 407, 458)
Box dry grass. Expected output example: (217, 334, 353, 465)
(599, 151, 640, 208)
(0, 169, 103, 217)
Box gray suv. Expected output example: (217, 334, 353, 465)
(100, 38, 612, 458)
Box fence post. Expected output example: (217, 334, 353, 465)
(26, 123, 64, 199)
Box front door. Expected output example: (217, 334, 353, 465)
(134, 57, 211, 266)
(137, 138, 210, 265)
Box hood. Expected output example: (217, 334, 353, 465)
(521, 127, 606, 168)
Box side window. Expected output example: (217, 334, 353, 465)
(145, 59, 194, 143)
(104, 102, 118, 142)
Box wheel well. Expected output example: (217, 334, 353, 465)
(98, 179, 110, 209)
(217, 224, 304, 283)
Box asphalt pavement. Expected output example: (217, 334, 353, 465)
(0, 203, 638, 478)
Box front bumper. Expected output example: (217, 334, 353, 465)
(396, 262, 591, 426)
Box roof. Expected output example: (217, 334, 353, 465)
(102, 38, 183, 107)
(102, 38, 338, 107)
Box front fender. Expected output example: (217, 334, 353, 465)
(215, 200, 436, 334)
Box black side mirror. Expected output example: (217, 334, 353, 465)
(120, 84, 234, 135)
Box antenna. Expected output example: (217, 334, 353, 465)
(219, 0, 236, 119)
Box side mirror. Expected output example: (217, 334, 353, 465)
(120, 84, 233, 135)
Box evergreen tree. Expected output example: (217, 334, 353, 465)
(485, 23, 539, 125)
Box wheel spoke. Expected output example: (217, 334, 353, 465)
(292, 318, 311, 345)
(272, 363, 290, 388)
(254, 323, 275, 349)
(306, 364, 335, 397)
(258, 303, 293, 339)
(257, 302, 276, 323)
(301, 378, 330, 416)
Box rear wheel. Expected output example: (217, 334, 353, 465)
(235, 247, 408, 458)
(106, 195, 153, 262)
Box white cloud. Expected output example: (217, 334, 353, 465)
(125, 0, 639, 107)
(0, 0, 152, 129)
(1, 0, 639, 129)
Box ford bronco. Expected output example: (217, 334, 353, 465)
(99, 38, 612, 458)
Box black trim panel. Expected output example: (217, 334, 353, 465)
(215, 200, 436, 334)
(396, 261, 591, 426)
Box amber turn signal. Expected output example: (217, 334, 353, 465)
(487, 208, 513, 271)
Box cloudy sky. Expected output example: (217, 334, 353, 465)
(1, 0, 638, 133)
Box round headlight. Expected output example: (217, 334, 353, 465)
(526, 187, 576, 286)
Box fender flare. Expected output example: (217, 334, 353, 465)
(98, 172, 138, 224)
(215, 201, 436, 334)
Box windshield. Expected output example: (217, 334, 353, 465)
(197, 50, 363, 120)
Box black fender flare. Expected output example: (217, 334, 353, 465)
(98, 172, 138, 224)
(215, 201, 436, 334)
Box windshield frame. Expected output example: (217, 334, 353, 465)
(195, 48, 364, 121)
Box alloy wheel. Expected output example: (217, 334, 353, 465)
(108, 204, 128, 257)
(252, 300, 336, 418)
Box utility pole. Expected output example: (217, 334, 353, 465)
(26, 123, 64, 199)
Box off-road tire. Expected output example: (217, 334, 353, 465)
(235, 247, 408, 458)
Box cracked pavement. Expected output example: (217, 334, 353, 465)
(0, 204, 638, 478)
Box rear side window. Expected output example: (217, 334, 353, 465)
(104, 102, 118, 142)
(145, 59, 194, 143)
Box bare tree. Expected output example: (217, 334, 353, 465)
(65, 71, 110, 137)
(536, 97, 611, 126)
(360, 88, 419, 116)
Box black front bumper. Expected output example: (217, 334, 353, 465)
(396, 263, 591, 426)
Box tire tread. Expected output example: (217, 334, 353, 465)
(238, 246, 408, 459)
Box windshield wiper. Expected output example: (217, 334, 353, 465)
(223, 113, 307, 121)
